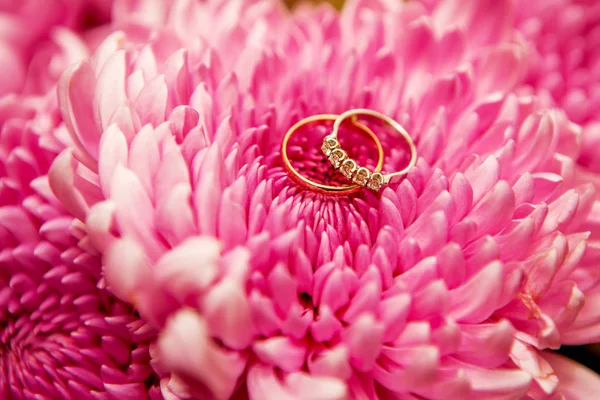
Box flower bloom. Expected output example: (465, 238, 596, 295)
(0, 0, 113, 96)
(515, 0, 600, 357)
(0, 90, 163, 400)
(0, 4, 166, 399)
(516, 0, 600, 175)
(40, 0, 600, 398)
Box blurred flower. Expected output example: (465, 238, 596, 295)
(516, 0, 600, 177)
(515, 1, 600, 361)
(517, 0, 600, 128)
(543, 351, 600, 398)
(44, 0, 600, 399)
(0, 3, 167, 399)
(0, 93, 164, 400)
(0, 0, 112, 95)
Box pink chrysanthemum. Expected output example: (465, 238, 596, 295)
(0, 104, 162, 399)
(48, 0, 600, 398)
(516, 0, 600, 173)
(0, 0, 113, 96)
(514, 0, 600, 355)
(0, 8, 167, 400)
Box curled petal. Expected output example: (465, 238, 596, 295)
(155, 237, 221, 301)
(543, 351, 600, 399)
(158, 309, 247, 400)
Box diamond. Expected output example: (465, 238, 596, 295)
(340, 159, 357, 179)
(353, 167, 371, 186)
(367, 172, 384, 191)
(329, 149, 347, 168)
(321, 138, 339, 156)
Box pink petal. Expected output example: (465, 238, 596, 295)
(253, 337, 307, 372)
(247, 364, 297, 400)
(343, 281, 381, 324)
(308, 346, 352, 380)
(284, 371, 348, 400)
(457, 361, 532, 399)
(103, 237, 151, 303)
(58, 61, 101, 159)
(455, 320, 516, 368)
(155, 183, 197, 246)
(134, 75, 168, 126)
(319, 269, 351, 313)
(110, 164, 166, 261)
(98, 124, 129, 198)
(476, 45, 524, 97)
(155, 237, 221, 301)
(247, 364, 348, 400)
(267, 264, 297, 315)
(511, 341, 559, 396)
(158, 309, 247, 400)
(543, 351, 600, 399)
(379, 293, 411, 343)
(48, 149, 90, 222)
(104, 383, 149, 400)
(95, 50, 128, 130)
(86, 201, 117, 253)
(342, 313, 384, 372)
(310, 305, 343, 342)
(452, 180, 515, 244)
(449, 261, 503, 323)
(127, 124, 161, 199)
(202, 278, 255, 350)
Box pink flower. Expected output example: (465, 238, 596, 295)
(517, 0, 600, 127)
(0, 5, 170, 399)
(0, 0, 112, 95)
(516, 0, 600, 175)
(0, 93, 165, 399)
(543, 351, 600, 398)
(48, 0, 600, 399)
(515, 0, 600, 359)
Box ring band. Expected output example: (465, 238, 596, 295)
(281, 114, 385, 195)
(324, 109, 417, 191)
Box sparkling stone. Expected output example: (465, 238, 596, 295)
(329, 149, 347, 168)
(340, 160, 357, 179)
(321, 138, 339, 156)
(367, 172, 384, 191)
(353, 167, 371, 186)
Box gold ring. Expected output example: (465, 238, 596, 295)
(323, 108, 417, 191)
(281, 114, 385, 196)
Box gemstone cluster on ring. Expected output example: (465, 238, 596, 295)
(321, 137, 384, 191)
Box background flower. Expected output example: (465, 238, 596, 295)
(0, 79, 164, 400)
(47, 0, 600, 398)
(516, 0, 600, 189)
(515, 0, 600, 360)
(0, 0, 113, 96)
(0, 2, 170, 399)
(516, 0, 600, 136)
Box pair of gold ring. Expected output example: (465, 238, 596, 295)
(281, 109, 417, 196)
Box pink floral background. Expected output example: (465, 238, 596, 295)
(1, 0, 600, 399)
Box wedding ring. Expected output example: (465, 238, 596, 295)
(324, 109, 417, 191)
(281, 114, 384, 195)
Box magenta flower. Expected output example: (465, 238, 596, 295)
(0, 97, 165, 400)
(517, 0, 600, 128)
(46, 0, 600, 399)
(0, 7, 167, 400)
(0, 0, 113, 96)
(515, 0, 600, 356)
(516, 0, 600, 177)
